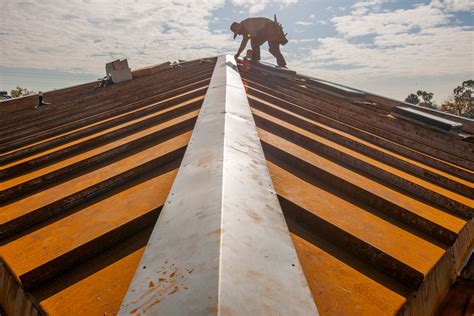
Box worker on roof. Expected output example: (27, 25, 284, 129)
(231, 15, 288, 68)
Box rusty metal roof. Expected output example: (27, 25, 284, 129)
(1, 55, 473, 315)
(239, 59, 473, 315)
(0, 58, 215, 315)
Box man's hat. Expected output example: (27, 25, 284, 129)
(230, 22, 241, 39)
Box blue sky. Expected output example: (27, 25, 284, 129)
(1, 0, 473, 103)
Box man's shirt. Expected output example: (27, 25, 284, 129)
(239, 17, 273, 40)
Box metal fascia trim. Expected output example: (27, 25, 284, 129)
(119, 55, 318, 315)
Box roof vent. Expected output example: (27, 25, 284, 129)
(392, 106, 463, 132)
(105, 59, 132, 84)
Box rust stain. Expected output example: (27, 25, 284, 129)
(207, 306, 218, 313)
(124, 264, 184, 313)
(169, 286, 179, 295)
(207, 228, 224, 237)
(246, 209, 262, 224)
(207, 306, 233, 315)
(142, 299, 161, 313)
(246, 270, 264, 279)
(128, 278, 177, 314)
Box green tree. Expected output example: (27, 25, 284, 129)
(441, 80, 474, 118)
(10, 86, 35, 98)
(405, 93, 419, 105)
(405, 90, 436, 109)
(416, 90, 436, 109)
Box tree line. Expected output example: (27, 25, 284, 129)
(405, 80, 473, 119)
(9, 86, 35, 98)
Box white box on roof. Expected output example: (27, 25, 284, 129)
(105, 59, 132, 84)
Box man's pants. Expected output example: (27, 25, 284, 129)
(250, 40, 287, 67)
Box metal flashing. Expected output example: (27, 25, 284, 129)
(305, 78, 366, 99)
(119, 55, 318, 315)
(243, 58, 297, 79)
(132, 62, 172, 78)
(392, 106, 464, 132)
(297, 73, 474, 134)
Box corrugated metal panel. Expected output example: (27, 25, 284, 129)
(238, 62, 473, 315)
(1, 55, 472, 315)
(0, 58, 216, 315)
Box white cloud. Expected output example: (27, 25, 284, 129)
(295, 21, 313, 26)
(0, 0, 231, 73)
(431, 0, 474, 12)
(286, 0, 473, 102)
(307, 25, 473, 77)
(332, 5, 449, 38)
(290, 38, 316, 43)
(0, 0, 300, 74)
(1, 0, 471, 103)
(351, 0, 386, 15)
(230, 0, 299, 15)
(308, 1, 473, 77)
